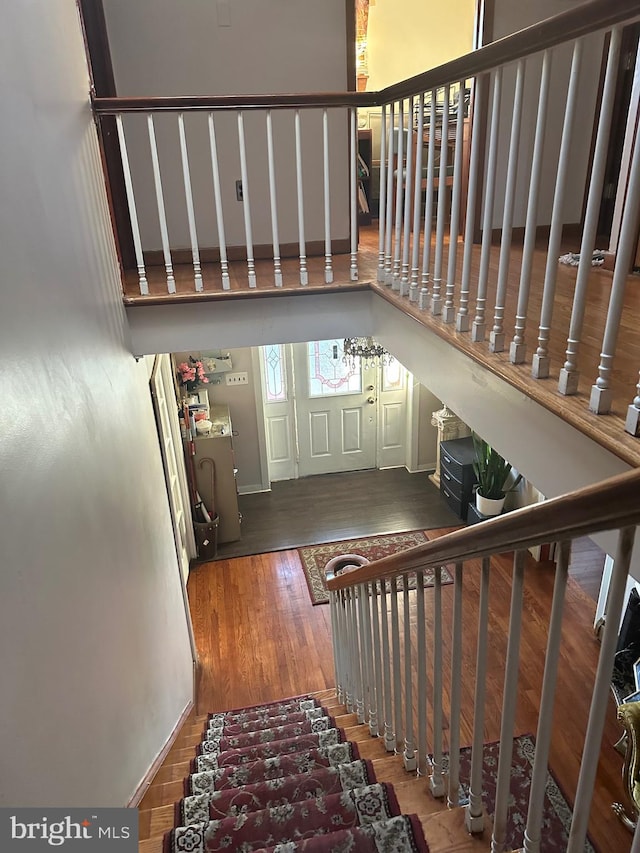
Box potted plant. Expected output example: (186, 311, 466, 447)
(472, 433, 512, 517)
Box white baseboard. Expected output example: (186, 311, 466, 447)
(406, 463, 436, 474)
(127, 699, 194, 807)
(238, 484, 271, 495)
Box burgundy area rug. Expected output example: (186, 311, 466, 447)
(298, 531, 453, 605)
(451, 734, 597, 853)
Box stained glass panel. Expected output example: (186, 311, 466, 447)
(382, 359, 404, 391)
(262, 344, 287, 402)
(307, 340, 362, 397)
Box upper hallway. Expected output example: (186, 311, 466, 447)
(82, 0, 640, 482)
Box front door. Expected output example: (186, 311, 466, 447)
(293, 339, 377, 476)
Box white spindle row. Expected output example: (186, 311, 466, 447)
(377, 25, 640, 438)
(114, 106, 356, 295)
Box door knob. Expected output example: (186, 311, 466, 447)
(366, 385, 374, 391)
(367, 396, 376, 404)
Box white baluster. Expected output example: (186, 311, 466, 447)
(567, 527, 636, 852)
(490, 60, 525, 352)
(532, 39, 583, 378)
(349, 108, 358, 282)
(370, 581, 383, 737)
(430, 565, 445, 798)
(491, 550, 525, 853)
(448, 562, 463, 807)
(510, 51, 552, 363)
(294, 110, 308, 286)
(207, 113, 230, 290)
(410, 93, 425, 302)
(559, 28, 621, 392)
(419, 92, 437, 311)
(400, 97, 414, 298)
(416, 570, 428, 776)
(355, 583, 367, 724)
(431, 85, 450, 316)
(115, 115, 148, 295)
(361, 582, 374, 727)
(345, 587, 357, 714)
(147, 114, 176, 293)
(443, 81, 466, 323)
(392, 101, 405, 291)
(457, 75, 486, 332)
(380, 580, 395, 751)
(403, 574, 416, 770)
(472, 68, 502, 342)
(589, 101, 640, 414)
(265, 110, 283, 287)
(384, 103, 395, 286)
(377, 106, 387, 283)
(177, 113, 203, 292)
(319, 109, 332, 284)
(390, 580, 403, 752)
(237, 111, 257, 288)
(332, 589, 345, 704)
(329, 589, 341, 701)
(626, 373, 640, 437)
(465, 557, 490, 834)
(522, 541, 570, 853)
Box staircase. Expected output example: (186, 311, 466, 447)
(138, 690, 489, 853)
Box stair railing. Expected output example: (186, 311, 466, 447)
(326, 465, 640, 853)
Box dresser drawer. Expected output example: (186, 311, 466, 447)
(440, 437, 477, 492)
(440, 480, 469, 521)
(440, 451, 476, 500)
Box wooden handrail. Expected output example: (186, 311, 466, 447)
(326, 466, 640, 592)
(92, 0, 640, 115)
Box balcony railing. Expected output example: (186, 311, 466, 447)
(92, 0, 640, 450)
(327, 464, 640, 852)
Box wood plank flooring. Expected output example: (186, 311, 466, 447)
(215, 468, 460, 560)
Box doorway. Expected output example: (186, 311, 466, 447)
(259, 339, 411, 482)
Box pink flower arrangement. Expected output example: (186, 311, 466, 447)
(177, 359, 209, 391)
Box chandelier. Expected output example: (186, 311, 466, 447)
(343, 337, 392, 369)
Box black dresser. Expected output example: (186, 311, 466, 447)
(440, 436, 477, 521)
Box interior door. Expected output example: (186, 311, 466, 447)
(150, 354, 195, 584)
(293, 339, 377, 476)
(260, 343, 298, 482)
(377, 359, 409, 468)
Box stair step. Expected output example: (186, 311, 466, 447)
(139, 804, 174, 841)
(138, 838, 162, 853)
(152, 760, 192, 785)
(138, 779, 184, 811)
(421, 805, 493, 853)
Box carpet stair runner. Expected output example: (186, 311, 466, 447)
(138, 690, 496, 853)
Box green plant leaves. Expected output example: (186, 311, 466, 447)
(472, 433, 512, 499)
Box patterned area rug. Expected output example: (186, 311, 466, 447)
(451, 734, 597, 853)
(298, 530, 453, 605)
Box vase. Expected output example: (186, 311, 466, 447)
(476, 492, 506, 517)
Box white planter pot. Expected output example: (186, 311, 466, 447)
(476, 493, 505, 517)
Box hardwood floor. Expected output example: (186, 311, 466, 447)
(215, 468, 460, 560)
(183, 522, 625, 852)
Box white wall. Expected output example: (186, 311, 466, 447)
(0, 0, 193, 806)
(102, 0, 350, 250)
(490, 0, 604, 228)
(366, 0, 476, 91)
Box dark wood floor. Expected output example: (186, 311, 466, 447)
(209, 467, 606, 602)
(215, 468, 460, 560)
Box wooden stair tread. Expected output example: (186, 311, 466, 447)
(420, 806, 492, 853)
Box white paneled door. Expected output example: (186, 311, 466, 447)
(293, 339, 378, 476)
(260, 341, 410, 480)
